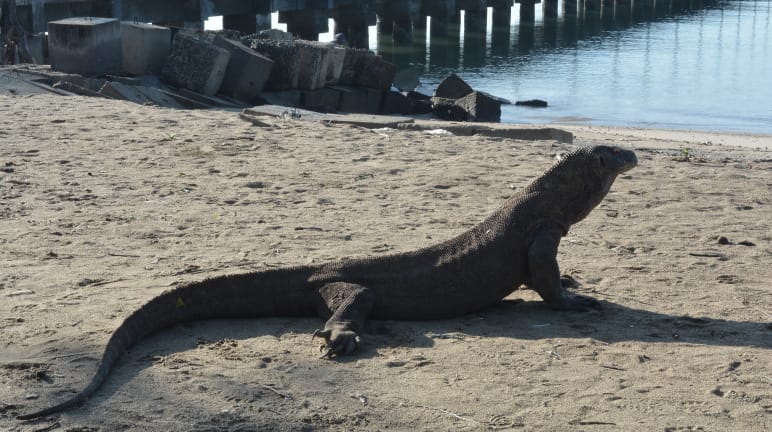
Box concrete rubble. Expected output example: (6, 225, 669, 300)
(8, 18, 507, 122)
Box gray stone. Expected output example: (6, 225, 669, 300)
(121, 22, 172, 75)
(455, 91, 502, 122)
(161, 33, 230, 96)
(48, 18, 122, 76)
(515, 99, 548, 108)
(212, 36, 273, 102)
(434, 73, 473, 99)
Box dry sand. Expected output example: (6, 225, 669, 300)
(0, 92, 770, 431)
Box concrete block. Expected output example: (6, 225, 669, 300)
(121, 22, 172, 75)
(249, 39, 345, 91)
(48, 17, 121, 76)
(249, 39, 301, 91)
(161, 33, 230, 96)
(301, 88, 341, 112)
(337, 85, 382, 114)
(339, 49, 397, 90)
(212, 36, 273, 103)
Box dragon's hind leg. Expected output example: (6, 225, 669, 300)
(313, 282, 374, 358)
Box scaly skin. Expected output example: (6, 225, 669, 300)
(18, 145, 637, 420)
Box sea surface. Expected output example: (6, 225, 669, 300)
(375, 0, 771, 134)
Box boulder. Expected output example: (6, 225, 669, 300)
(515, 99, 548, 108)
(434, 73, 473, 99)
(455, 91, 501, 122)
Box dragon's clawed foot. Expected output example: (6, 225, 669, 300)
(312, 325, 361, 359)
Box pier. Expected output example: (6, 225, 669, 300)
(10, 0, 719, 48)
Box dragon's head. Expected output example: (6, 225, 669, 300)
(529, 145, 638, 225)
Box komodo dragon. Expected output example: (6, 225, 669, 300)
(18, 144, 637, 420)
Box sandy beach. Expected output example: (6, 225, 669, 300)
(1, 92, 770, 431)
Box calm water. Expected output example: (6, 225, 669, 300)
(375, 1, 772, 134)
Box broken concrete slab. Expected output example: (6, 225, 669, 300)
(52, 80, 110, 98)
(213, 36, 273, 102)
(134, 86, 184, 108)
(162, 33, 230, 96)
(48, 17, 122, 76)
(121, 22, 172, 75)
(175, 87, 245, 108)
(98, 81, 153, 104)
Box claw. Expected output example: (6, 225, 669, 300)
(319, 346, 334, 359)
(312, 328, 331, 342)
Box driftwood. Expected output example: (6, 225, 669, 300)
(0, 0, 33, 64)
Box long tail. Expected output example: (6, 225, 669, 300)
(18, 267, 314, 420)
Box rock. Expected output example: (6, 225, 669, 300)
(405, 91, 433, 114)
(434, 73, 473, 99)
(430, 97, 470, 121)
(516, 99, 548, 108)
(455, 91, 501, 122)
